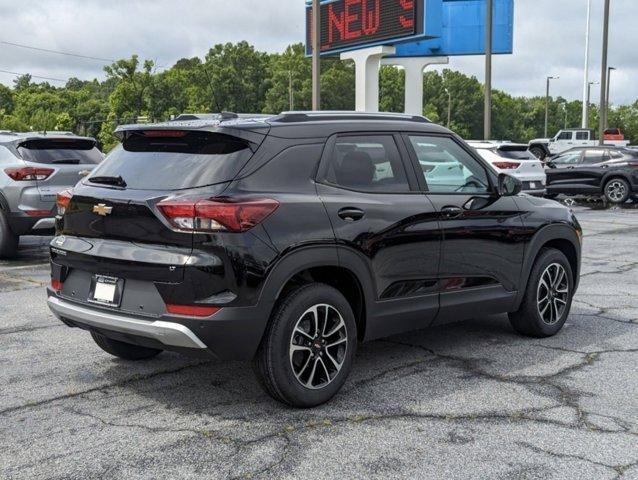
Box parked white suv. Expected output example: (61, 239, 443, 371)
(467, 141, 546, 196)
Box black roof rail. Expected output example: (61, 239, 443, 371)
(271, 111, 430, 124)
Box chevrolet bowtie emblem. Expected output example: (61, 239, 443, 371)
(93, 204, 113, 216)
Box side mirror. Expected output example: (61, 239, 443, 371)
(497, 174, 522, 197)
(546, 160, 556, 168)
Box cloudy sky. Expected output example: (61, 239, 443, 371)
(0, 0, 636, 105)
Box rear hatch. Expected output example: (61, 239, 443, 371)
(57, 128, 262, 281)
(493, 145, 544, 176)
(17, 137, 103, 202)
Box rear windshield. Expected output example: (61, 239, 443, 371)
(496, 147, 537, 160)
(88, 130, 253, 190)
(18, 139, 103, 165)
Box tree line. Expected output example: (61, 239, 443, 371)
(0, 41, 636, 151)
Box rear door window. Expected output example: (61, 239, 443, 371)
(88, 131, 254, 190)
(582, 150, 606, 164)
(18, 139, 103, 165)
(575, 131, 590, 140)
(323, 135, 410, 193)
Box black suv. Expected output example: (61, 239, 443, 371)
(47, 112, 582, 407)
(545, 146, 638, 204)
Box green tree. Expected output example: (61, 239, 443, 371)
(264, 43, 312, 113)
(379, 66, 404, 113)
(0, 41, 636, 148)
(200, 42, 268, 113)
(0, 85, 14, 114)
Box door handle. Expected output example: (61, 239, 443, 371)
(338, 207, 365, 222)
(441, 206, 463, 219)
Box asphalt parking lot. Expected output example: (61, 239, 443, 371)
(1, 203, 637, 480)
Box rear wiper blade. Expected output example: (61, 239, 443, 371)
(88, 175, 127, 188)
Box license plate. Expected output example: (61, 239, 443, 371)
(89, 275, 123, 307)
(529, 182, 536, 189)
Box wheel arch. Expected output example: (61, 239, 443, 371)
(257, 246, 375, 342)
(515, 224, 581, 309)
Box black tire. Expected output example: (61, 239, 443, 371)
(530, 146, 546, 160)
(90, 331, 162, 360)
(254, 283, 357, 407)
(603, 177, 631, 204)
(509, 248, 574, 338)
(0, 211, 19, 259)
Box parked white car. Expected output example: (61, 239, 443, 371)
(467, 141, 546, 196)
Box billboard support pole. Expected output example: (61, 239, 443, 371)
(484, 0, 493, 140)
(311, 0, 320, 110)
(382, 57, 449, 116)
(581, 0, 592, 128)
(341, 46, 395, 112)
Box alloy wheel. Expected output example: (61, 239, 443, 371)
(537, 263, 569, 325)
(289, 304, 348, 390)
(606, 180, 627, 203)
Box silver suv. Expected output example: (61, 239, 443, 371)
(0, 131, 103, 257)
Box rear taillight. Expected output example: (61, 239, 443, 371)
(56, 189, 73, 216)
(628, 161, 638, 168)
(166, 304, 220, 317)
(493, 161, 521, 170)
(25, 210, 52, 217)
(157, 197, 279, 233)
(51, 279, 63, 292)
(141, 130, 188, 138)
(4, 167, 54, 181)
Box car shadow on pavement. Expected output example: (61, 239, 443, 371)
(96, 305, 632, 419)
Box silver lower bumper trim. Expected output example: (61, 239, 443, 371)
(47, 296, 207, 349)
(33, 218, 55, 230)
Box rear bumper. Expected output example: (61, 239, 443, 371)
(47, 295, 207, 350)
(47, 289, 273, 360)
(7, 213, 56, 235)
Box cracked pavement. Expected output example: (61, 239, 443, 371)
(1, 205, 637, 480)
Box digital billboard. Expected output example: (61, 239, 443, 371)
(306, 0, 424, 56)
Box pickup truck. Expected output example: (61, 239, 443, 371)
(528, 129, 630, 159)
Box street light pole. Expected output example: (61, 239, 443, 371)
(599, 0, 611, 144)
(545, 76, 559, 138)
(605, 66, 616, 128)
(484, 0, 493, 140)
(311, 0, 321, 111)
(581, 0, 592, 128)
(562, 102, 568, 129)
(445, 87, 452, 128)
(289, 70, 294, 111)
(586, 81, 599, 128)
